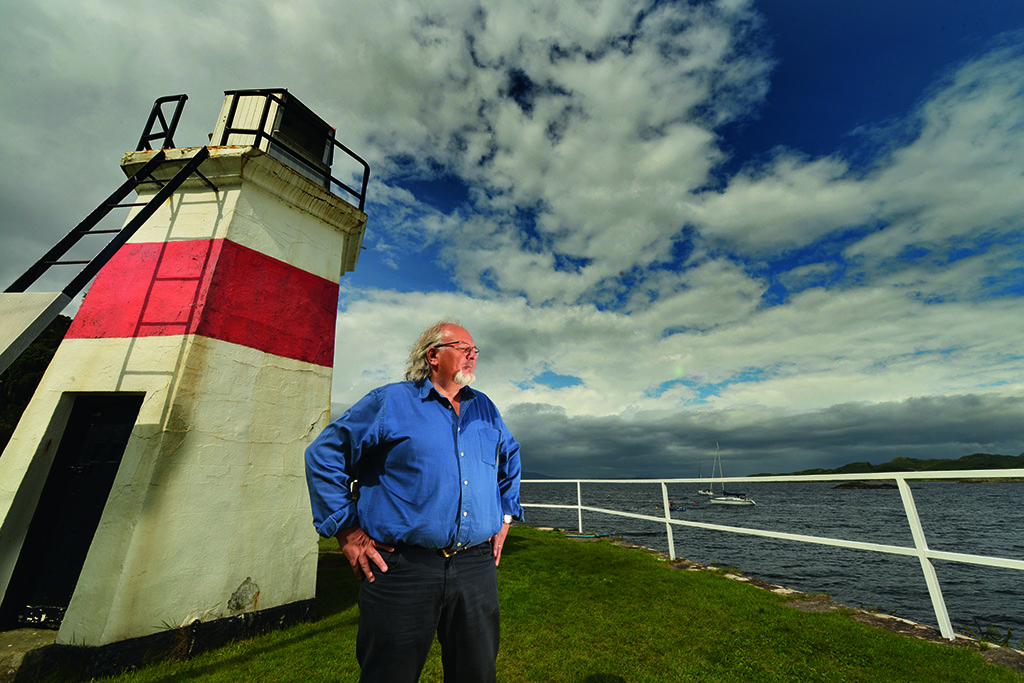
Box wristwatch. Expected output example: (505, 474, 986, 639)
(503, 514, 513, 525)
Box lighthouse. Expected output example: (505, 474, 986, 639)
(0, 90, 367, 654)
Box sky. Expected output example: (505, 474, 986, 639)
(2, 1, 1023, 478)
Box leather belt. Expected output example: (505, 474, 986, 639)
(440, 542, 486, 557)
(398, 543, 479, 558)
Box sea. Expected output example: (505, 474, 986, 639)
(520, 480, 1024, 636)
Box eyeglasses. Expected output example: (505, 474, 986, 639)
(434, 341, 480, 356)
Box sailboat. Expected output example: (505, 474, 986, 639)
(708, 442, 755, 506)
(696, 456, 713, 496)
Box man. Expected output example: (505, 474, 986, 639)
(305, 320, 523, 682)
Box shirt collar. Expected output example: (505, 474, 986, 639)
(418, 378, 475, 403)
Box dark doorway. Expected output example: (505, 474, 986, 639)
(0, 393, 143, 629)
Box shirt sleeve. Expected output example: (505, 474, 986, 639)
(496, 418, 525, 522)
(304, 390, 382, 538)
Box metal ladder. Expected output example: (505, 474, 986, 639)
(1, 95, 213, 373)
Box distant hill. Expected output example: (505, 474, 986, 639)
(753, 452, 1024, 477)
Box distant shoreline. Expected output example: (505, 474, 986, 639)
(752, 452, 1024, 478)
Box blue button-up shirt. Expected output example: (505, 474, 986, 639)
(305, 379, 523, 550)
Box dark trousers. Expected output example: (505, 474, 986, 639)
(356, 543, 500, 683)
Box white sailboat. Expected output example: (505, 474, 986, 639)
(696, 455, 714, 496)
(708, 442, 755, 506)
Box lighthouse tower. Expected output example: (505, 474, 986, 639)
(0, 90, 367, 651)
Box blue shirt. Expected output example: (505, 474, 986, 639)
(305, 379, 523, 550)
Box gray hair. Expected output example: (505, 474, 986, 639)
(404, 319, 461, 382)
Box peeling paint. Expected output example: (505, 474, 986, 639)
(228, 577, 260, 613)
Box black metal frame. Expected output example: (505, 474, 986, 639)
(212, 89, 370, 211)
(136, 95, 189, 151)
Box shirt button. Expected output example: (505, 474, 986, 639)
(464, 480, 469, 485)
(460, 451, 465, 457)
(463, 511, 468, 517)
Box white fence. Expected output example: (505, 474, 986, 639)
(521, 469, 1024, 640)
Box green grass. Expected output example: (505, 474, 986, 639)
(89, 527, 1017, 682)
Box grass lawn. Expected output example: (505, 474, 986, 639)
(86, 526, 1018, 682)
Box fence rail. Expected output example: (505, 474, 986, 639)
(521, 469, 1024, 640)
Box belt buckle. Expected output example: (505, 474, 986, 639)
(440, 547, 461, 558)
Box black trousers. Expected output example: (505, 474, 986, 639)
(356, 543, 500, 683)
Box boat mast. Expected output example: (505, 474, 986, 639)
(715, 441, 722, 493)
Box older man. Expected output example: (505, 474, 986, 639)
(305, 320, 523, 682)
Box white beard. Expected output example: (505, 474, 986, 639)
(454, 370, 475, 386)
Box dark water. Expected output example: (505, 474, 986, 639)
(520, 480, 1024, 634)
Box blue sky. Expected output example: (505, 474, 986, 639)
(2, 1, 1022, 477)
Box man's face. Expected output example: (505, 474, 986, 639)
(432, 325, 478, 386)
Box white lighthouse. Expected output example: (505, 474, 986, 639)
(0, 90, 367, 655)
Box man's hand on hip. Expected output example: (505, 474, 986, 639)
(491, 522, 510, 567)
(336, 525, 394, 582)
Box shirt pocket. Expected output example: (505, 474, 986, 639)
(478, 428, 500, 468)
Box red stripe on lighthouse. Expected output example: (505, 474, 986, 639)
(67, 239, 338, 367)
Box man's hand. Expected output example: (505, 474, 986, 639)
(491, 522, 510, 567)
(336, 525, 394, 582)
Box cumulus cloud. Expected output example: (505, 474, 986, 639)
(2, 2, 1021, 476)
(339, 0, 775, 305)
(697, 38, 1024, 285)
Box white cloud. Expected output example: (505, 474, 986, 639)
(2, 2, 1021, 476)
(696, 39, 1024, 278)
(336, 0, 773, 304)
(695, 154, 876, 249)
(332, 253, 1024, 425)
(851, 42, 1024, 265)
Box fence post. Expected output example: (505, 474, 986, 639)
(661, 482, 676, 560)
(897, 478, 954, 639)
(577, 481, 583, 534)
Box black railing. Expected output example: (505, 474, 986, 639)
(136, 94, 189, 151)
(211, 89, 370, 211)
